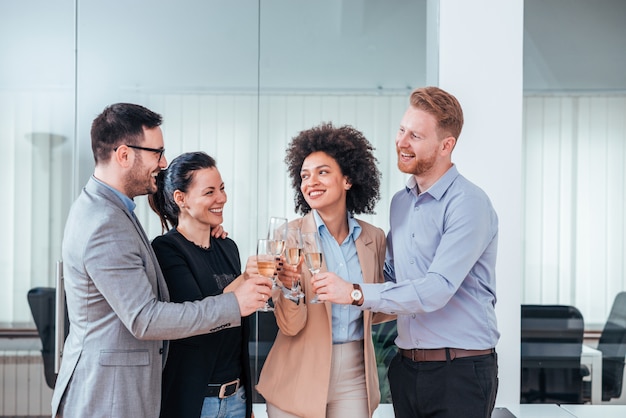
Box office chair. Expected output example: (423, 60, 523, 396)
(583, 292, 626, 402)
(520, 304, 586, 404)
(27, 287, 68, 388)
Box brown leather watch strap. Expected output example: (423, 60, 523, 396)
(352, 283, 364, 306)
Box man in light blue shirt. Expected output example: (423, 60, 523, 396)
(314, 87, 499, 418)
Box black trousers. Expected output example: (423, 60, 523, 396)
(388, 351, 498, 418)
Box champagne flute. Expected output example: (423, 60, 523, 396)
(302, 231, 324, 304)
(256, 238, 276, 312)
(284, 227, 305, 300)
(267, 217, 287, 289)
(267, 217, 288, 257)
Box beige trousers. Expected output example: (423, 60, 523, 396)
(266, 340, 369, 418)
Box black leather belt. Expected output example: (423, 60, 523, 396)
(400, 348, 495, 362)
(205, 378, 240, 398)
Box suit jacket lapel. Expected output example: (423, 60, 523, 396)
(354, 220, 376, 285)
(129, 211, 170, 302)
(87, 178, 170, 302)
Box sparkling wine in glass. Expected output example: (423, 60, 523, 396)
(256, 238, 276, 312)
(267, 217, 288, 256)
(284, 227, 305, 300)
(302, 231, 324, 304)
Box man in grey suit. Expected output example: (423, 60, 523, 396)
(51, 103, 272, 418)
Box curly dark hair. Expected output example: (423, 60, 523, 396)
(285, 122, 381, 215)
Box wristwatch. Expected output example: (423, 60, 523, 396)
(351, 283, 364, 306)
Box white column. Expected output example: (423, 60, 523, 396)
(427, 0, 524, 405)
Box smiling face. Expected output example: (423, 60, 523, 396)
(395, 106, 443, 177)
(176, 167, 226, 229)
(125, 126, 168, 198)
(395, 106, 456, 186)
(300, 151, 351, 215)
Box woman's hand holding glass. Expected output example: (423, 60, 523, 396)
(256, 238, 278, 312)
(302, 231, 324, 304)
(267, 216, 287, 287)
(275, 227, 304, 301)
(282, 227, 305, 300)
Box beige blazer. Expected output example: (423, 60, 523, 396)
(256, 213, 393, 418)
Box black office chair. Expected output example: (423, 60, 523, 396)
(583, 292, 626, 402)
(27, 287, 69, 389)
(520, 304, 586, 404)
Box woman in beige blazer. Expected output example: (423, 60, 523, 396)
(256, 123, 393, 418)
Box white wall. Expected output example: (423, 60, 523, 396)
(431, 0, 524, 405)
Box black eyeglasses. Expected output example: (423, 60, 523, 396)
(115, 144, 165, 162)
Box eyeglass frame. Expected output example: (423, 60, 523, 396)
(114, 144, 165, 162)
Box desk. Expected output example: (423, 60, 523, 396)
(560, 404, 626, 417)
(581, 344, 602, 404)
(500, 404, 574, 417)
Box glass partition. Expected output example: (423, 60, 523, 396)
(253, 0, 426, 403)
(0, 0, 75, 324)
(1, 0, 428, 407)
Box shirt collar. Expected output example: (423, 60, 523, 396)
(404, 164, 460, 201)
(312, 209, 362, 242)
(92, 175, 136, 212)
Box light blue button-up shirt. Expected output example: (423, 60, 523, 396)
(361, 165, 500, 350)
(313, 210, 365, 344)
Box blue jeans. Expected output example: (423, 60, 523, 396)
(200, 386, 247, 418)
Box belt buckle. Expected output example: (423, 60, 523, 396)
(411, 349, 423, 362)
(218, 379, 240, 399)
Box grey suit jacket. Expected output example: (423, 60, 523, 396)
(51, 177, 241, 418)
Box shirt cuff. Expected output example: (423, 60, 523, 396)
(359, 283, 381, 310)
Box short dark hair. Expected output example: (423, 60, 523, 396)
(91, 103, 162, 164)
(149, 151, 217, 232)
(284, 122, 381, 215)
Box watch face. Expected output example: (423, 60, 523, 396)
(351, 289, 362, 301)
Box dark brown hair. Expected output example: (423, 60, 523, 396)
(90, 103, 162, 164)
(149, 151, 217, 232)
